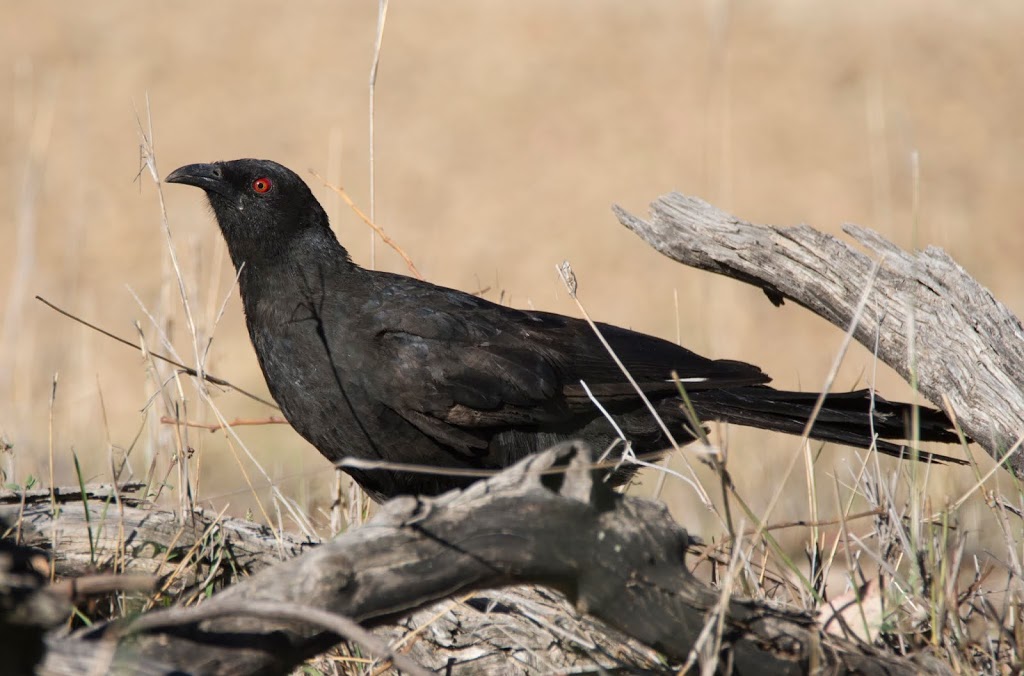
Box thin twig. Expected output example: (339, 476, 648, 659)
(749, 258, 883, 551)
(310, 171, 422, 279)
(35, 295, 278, 409)
(136, 96, 204, 394)
(202, 392, 318, 541)
(50, 574, 157, 601)
(338, 451, 665, 480)
(555, 260, 715, 510)
(158, 416, 289, 433)
(707, 508, 886, 551)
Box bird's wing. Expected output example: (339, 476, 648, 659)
(368, 292, 770, 449)
(561, 318, 771, 402)
(374, 316, 568, 425)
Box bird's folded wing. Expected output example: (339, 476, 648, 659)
(374, 317, 770, 436)
(562, 320, 771, 398)
(365, 294, 771, 457)
(378, 330, 570, 427)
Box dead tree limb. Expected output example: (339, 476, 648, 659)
(4, 484, 664, 673)
(30, 443, 948, 675)
(2, 489, 314, 590)
(614, 193, 1024, 475)
(0, 482, 146, 506)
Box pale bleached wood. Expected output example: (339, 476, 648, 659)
(614, 193, 1024, 476)
(29, 444, 945, 676)
(4, 493, 314, 589)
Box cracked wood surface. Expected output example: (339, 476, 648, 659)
(26, 444, 947, 675)
(615, 193, 1024, 476)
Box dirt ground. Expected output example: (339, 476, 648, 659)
(1, 2, 1022, 548)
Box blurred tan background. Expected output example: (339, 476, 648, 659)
(1, 1, 1021, 547)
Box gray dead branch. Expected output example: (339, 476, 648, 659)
(0, 482, 147, 505)
(3, 443, 947, 675)
(615, 193, 1024, 476)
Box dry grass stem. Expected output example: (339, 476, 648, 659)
(555, 260, 715, 512)
(311, 171, 422, 279)
(35, 295, 277, 409)
(158, 415, 289, 433)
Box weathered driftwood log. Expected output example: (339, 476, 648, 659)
(2, 482, 664, 673)
(2, 483, 314, 594)
(24, 443, 947, 676)
(615, 193, 1024, 475)
(0, 482, 147, 505)
(5, 488, 669, 672)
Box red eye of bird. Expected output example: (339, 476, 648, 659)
(252, 177, 272, 194)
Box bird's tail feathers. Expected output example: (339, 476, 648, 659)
(689, 386, 966, 465)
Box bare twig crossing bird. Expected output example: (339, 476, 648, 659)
(166, 159, 964, 501)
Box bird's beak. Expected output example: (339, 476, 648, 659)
(165, 163, 233, 200)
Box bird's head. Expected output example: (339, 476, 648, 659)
(166, 158, 336, 268)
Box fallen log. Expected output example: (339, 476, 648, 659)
(15, 443, 947, 675)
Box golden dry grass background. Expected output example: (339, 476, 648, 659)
(2, 1, 1022, 547)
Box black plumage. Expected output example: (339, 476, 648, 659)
(166, 159, 964, 501)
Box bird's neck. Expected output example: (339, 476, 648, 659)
(233, 226, 357, 306)
(226, 218, 347, 269)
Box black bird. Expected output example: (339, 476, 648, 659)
(166, 159, 965, 501)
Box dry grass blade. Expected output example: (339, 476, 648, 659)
(748, 258, 882, 555)
(554, 260, 716, 511)
(311, 170, 423, 279)
(201, 396, 318, 540)
(367, 0, 390, 269)
(947, 432, 1024, 512)
(135, 96, 203, 394)
(705, 508, 885, 553)
(151, 503, 232, 602)
(678, 526, 747, 675)
(35, 295, 278, 409)
(578, 379, 711, 498)
(338, 450, 666, 481)
(158, 415, 288, 433)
